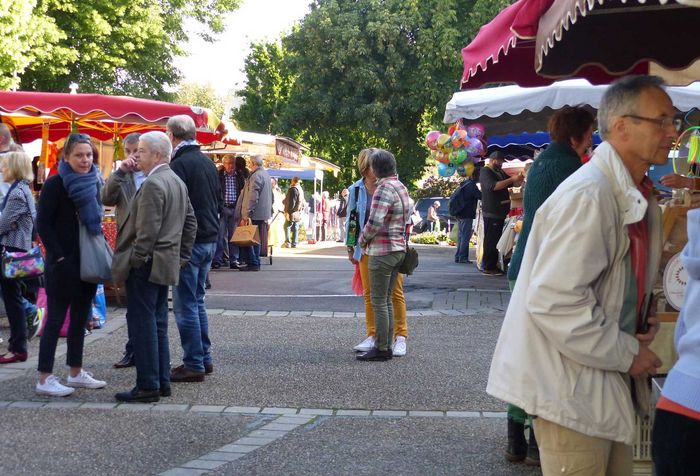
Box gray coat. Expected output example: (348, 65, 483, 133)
(239, 166, 272, 222)
(100, 169, 137, 229)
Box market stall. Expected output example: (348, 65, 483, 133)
(460, 0, 700, 89)
(457, 1, 700, 469)
(445, 79, 700, 135)
(0, 90, 225, 179)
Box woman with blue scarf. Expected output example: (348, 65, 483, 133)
(35, 133, 108, 397)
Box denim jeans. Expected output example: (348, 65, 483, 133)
(214, 207, 239, 265)
(37, 289, 95, 373)
(284, 218, 298, 246)
(455, 218, 473, 261)
(243, 220, 266, 267)
(125, 261, 169, 391)
(173, 241, 215, 372)
(368, 251, 405, 351)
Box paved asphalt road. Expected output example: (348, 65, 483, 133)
(205, 242, 508, 311)
(0, 243, 548, 476)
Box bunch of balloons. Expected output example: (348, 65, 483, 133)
(425, 122, 487, 177)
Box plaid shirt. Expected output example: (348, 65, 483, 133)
(223, 172, 237, 205)
(359, 175, 409, 256)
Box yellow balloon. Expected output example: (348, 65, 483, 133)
(437, 134, 452, 151)
(463, 161, 475, 177)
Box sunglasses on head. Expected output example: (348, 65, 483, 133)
(66, 133, 91, 144)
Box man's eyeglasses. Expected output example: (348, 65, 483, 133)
(622, 114, 683, 132)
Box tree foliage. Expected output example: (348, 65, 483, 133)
(233, 0, 513, 192)
(176, 82, 229, 119)
(0, 0, 64, 90)
(4, 0, 241, 99)
(233, 41, 292, 133)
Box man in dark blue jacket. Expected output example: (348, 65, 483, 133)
(452, 168, 482, 263)
(166, 115, 222, 383)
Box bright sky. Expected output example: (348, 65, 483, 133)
(174, 0, 311, 96)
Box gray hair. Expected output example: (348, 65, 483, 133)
(166, 115, 196, 141)
(370, 148, 397, 178)
(598, 75, 667, 139)
(139, 131, 172, 161)
(251, 154, 264, 167)
(0, 123, 13, 146)
(123, 132, 141, 145)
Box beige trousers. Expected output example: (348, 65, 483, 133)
(533, 418, 633, 476)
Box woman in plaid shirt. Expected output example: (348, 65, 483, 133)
(357, 149, 409, 361)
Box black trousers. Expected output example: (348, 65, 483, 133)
(652, 408, 700, 476)
(482, 217, 505, 271)
(37, 291, 94, 373)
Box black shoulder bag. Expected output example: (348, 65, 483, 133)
(393, 184, 418, 276)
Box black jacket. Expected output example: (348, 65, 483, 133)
(36, 175, 97, 299)
(284, 186, 301, 214)
(479, 166, 510, 220)
(170, 144, 222, 243)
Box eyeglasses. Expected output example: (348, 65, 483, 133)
(622, 114, 683, 132)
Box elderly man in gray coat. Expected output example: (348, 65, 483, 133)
(237, 155, 272, 271)
(112, 131, 197, 403)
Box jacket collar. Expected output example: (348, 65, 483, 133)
(590, 141, 647, 226)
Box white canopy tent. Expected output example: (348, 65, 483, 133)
(444, 79, 700, 135)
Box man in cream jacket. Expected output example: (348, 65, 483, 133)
(487, 75, 678, 475)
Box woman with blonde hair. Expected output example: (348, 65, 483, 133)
(0, 152, 37, 364)
(345, 148, 408, 357)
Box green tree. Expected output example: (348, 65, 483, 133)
(0, 0, 64, 89)
(232, 41, 293, 133)
(233, 0, 513, 192)
(16, 0, 241, 99)
(176, 82, 228, 119)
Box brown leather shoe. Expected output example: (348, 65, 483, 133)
(170, 364, 205, 382)
(204, 363, 214, 374)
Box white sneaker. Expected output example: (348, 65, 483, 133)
(353, 336, 375, 352)
(392, 336, 407, 356)
(66, 370, 107, 389)
(36, 375, 75, 397)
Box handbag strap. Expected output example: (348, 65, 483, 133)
(0, 180, 20, 212)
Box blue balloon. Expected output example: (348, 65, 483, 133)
(437, 162, 456, 177)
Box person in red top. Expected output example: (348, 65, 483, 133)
(321, 190, 330, 241)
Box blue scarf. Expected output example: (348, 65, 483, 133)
(58, 160, 103, 235)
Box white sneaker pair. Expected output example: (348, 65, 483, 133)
(36, 371, 107, 397)
(353, 335, 407, 356)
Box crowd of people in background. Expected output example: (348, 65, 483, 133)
(2, 75, 699, 475)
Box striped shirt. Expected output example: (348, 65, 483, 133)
(359, 175, 409, 256)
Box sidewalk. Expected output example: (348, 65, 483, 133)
(0, 306, 538, 476)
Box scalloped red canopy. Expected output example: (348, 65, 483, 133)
(0, 90, 232, 144)
(460, 0, 650, 89)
